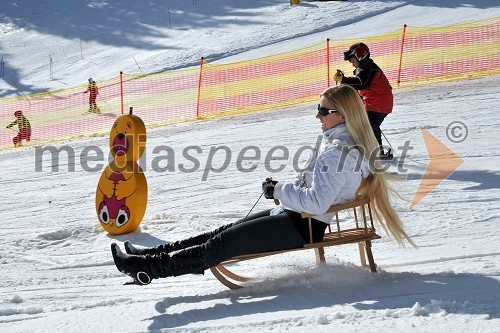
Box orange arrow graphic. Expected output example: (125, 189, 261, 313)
(410, 126, 464, 209)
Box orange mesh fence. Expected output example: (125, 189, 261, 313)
(0, 18, 498, 150)
(0, 77, 121, 149)
(197, 42, 328, 118)
(121, 68, 200, 126)
(399, 17, 499, 87)
(329, 30, 404, 90)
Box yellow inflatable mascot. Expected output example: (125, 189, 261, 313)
(96, 107, 147, 235)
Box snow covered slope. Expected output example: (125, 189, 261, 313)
(1, 74, 499, 332)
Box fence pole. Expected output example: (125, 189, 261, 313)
(397, 24, 407, 87)
(120, 71, 124, 115)
(49, 55, 53, 80)
(326, 38, 331, 87)
(196, 57, 204, 119)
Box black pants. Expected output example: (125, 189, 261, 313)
(367, 111, 388, 148)
(193, 209, 327, 269)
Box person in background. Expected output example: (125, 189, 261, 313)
(109, 85, 414, 286)
(6, 110, 31, 147)
(84, 78, 100, 113)
(333, 43, 393, 159)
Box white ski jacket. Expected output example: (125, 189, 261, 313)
(273, 123, 372, 224)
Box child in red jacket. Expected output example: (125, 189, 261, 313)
(334, 43, 393, 158)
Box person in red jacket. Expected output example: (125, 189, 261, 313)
(84, 78, 100, 113)
(6, 110, 31, 147)
(334, 43, 393, 158)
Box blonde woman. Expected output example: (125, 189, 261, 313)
(111, 84, 414, 285)
(313, 84, 414, 247)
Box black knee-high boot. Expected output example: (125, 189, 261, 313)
(124, 240, 175, 256)
(124, 226, 231, 255)
(124, 234, 207, 256)
(111, 243, 205, 285)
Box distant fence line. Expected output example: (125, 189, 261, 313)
(0, 17, 498, 150)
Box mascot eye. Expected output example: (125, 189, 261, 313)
(99, 204, 110, 224)
(115, 206, 130, 227)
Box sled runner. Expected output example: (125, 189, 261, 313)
(210, 194, 381, 289)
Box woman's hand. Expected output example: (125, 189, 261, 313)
(262, 177, 278, 199)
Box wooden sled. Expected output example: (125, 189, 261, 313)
(210, 195, 381, 289)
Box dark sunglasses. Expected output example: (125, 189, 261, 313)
(317, 104, 339, 116)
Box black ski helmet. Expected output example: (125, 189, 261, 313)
(343, 43, 370, 62)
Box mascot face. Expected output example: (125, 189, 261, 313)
(98, 195, 129, 227)
(96, 112, 147, 235)
(96, 163, 147, 235)
(109, 114, 146, 165)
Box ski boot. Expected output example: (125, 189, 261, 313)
(380, 148, 394, 160)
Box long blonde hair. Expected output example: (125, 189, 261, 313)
(321, 85, 415, 247)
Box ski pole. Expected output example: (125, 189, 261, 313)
(381, 130, 395, 152)
(380, 130, 394, 150)
(98, 93, 111, 112)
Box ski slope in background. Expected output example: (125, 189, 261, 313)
(1, 1, 499, 332)
(0, 0, 499, 96)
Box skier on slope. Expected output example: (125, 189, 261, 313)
(6, 110, 31, 147)
(333, 43, 393, 159)
(84, 78, 100, 113)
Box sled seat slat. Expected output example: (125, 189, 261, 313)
(210, 195, 381, 289)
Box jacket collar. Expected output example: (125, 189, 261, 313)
(323, 123, 354, 145)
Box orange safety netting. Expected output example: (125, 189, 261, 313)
(0, 17, 498, 150)
(399, 18, 499, 86)
(0, 77, 121, 150)
(198, 42, 328, 118)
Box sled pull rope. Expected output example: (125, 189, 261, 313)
(243, 192, 263, 221)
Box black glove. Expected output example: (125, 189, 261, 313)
(262, 177, 278, 199)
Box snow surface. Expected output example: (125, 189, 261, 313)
(1, 1, 500, 332)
